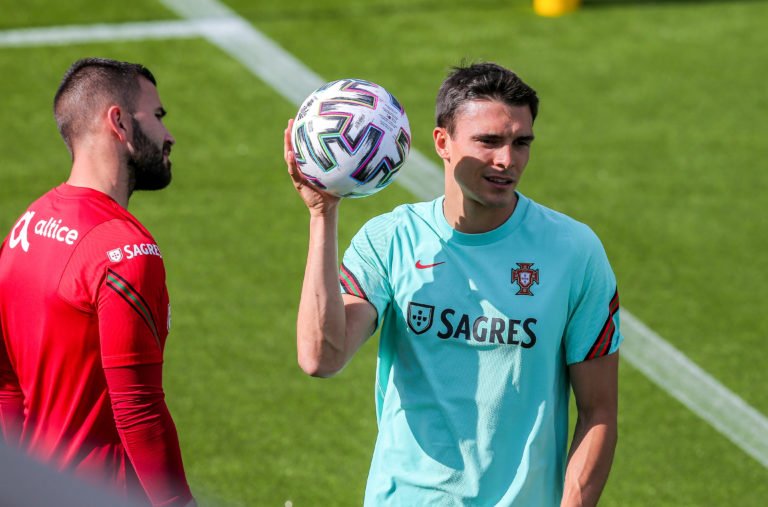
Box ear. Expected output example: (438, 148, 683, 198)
(107, 105, 130, 143)
(433, 126, 451, 162)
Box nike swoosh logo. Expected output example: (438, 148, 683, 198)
(415, 260, 445, 269)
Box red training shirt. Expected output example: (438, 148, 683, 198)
(0, 184, 192, 506)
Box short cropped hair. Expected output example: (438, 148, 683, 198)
(435, 62, 539, 135)
(53, 57, 157, 154)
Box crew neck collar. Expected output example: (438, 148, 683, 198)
(55, 183, 119, 205)
(434, 193, 529, 246)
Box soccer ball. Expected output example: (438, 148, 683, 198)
(291, 79, 411, 198)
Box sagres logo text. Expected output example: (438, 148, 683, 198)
(106, 243, 162, 263)
(407, 301, 537, 348)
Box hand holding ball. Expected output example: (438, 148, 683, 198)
(291, 79, 411, 198)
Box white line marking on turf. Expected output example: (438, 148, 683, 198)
(621, 312, 768, 467)
(159, 0, 445, 207)
(1, 1, 766, 469)
(0, 19, 237, 47)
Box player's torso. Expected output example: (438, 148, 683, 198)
(367, 198, 576, 505)
(0, 185, 161, 470)
(383, 198, 575, 384)
(1, 188, 101, 374)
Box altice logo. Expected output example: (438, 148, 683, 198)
(9, 211, 79, 252)
(9, 211, 34, 252)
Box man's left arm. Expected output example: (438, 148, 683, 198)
(72, 223, 194, 507)
(562, 351, 619, 507)
(0, 307, 23, 444)
(97, 254, 194, 507)
(0, 340, 24, 445)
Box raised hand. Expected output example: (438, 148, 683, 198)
(284, 118, 341, 216)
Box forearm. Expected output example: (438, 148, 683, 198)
(297, 211, 349, 376)
(0, 390, 24, 444)
(0, 367, 24, 444)
(561, 415, 617, 507)
(105, 365, 193, 507)
(118, 403, 193, 507)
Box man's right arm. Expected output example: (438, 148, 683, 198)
(296, 213, 377, 377)
(285, 120, 377, 377)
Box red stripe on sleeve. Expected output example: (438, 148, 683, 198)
(585, 289, 620, 361)
(339, 263, 367, 300)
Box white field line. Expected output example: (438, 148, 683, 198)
(2, 1, 766, 469)
(162, 0, 448, 212)
(621, 312, 768, 468)
(0, 19, 237, 47)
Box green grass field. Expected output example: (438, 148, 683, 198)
(1, 0, 767, 505)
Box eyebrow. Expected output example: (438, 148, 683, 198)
(472, 133, 504, 141)
(472, 133, 535, 142)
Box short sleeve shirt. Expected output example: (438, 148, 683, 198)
(340, 193, 622, 506)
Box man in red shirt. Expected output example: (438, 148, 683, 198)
(0, 58, 195, 506)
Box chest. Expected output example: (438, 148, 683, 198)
(385, 234, 574, 355)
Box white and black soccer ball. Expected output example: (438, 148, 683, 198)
(291, 79, 411, 198)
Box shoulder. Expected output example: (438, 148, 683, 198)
(54, 217, 164, 312)
(55, 186, 163, 273)
(522, 195, 603, 251)
(61, 189, 159, 255)
(353, 199, 438, 249)
(358, 199, 438, 234)
(346, 199, 438, 267)
(33, 185, 158, 252)
(76, 218, 163, 269)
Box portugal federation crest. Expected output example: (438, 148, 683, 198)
(407, 302, 434, 335)
(511, 262, 539, 296)
(106, 248, 123, 263)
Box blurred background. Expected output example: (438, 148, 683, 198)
(1, 0, 766, 505)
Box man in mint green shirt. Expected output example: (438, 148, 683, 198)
(284, 62, 621, 506)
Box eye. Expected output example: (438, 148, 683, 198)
(476, 135, 502, 147)
(515, 137, 534, 147)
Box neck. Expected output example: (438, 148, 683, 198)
(66, 138, 130, 208)
(443, 189, 518, 234)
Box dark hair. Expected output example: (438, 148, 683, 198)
(53, 57, 157, 154)
(435, 62, 539, 135)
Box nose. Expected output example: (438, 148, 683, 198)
(165, 130, 176, 146)
(493, 144, 514, 169)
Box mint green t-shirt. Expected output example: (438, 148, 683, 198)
(339, 193, 622, 506)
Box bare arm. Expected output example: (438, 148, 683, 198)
(561, 351, 619, 507)
(285, 120, 377, 377)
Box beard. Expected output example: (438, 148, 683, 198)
(128, 117, 172, 192)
